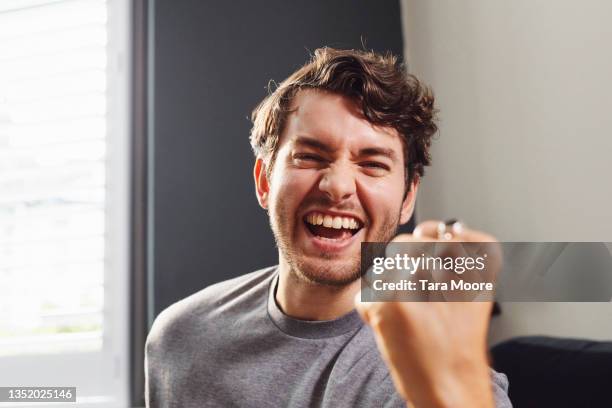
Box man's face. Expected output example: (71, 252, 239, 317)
(255, 89, 417, 286)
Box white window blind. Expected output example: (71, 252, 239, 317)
(0, 0, 129, 405)
(0, 0, 107, 356)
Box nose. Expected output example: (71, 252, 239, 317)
(318, 163, 356, 203)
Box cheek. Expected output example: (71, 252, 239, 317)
(357, 173, 406, 221)
(270, 167, 318, 208)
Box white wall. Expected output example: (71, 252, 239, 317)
(400, 0, 612, 343)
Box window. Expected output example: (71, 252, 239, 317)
(0, 0, 129, 405)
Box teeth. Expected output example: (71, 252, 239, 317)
(332, 217, 342, 229)
(318, 236, 342, 242)
(305, 212, 361, 230)
(323, 215, 333, 227)
(342, 218, 350, 229)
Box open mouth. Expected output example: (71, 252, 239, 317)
(303, 211, 363, 241)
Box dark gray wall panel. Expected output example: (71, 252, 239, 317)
(152, 0, 405, 315)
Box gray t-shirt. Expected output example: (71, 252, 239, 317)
(145, 266, 512, 407)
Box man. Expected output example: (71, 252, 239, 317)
(145, 47, 511, 407)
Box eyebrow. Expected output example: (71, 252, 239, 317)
(294, 136, 335, 153)
(358, 147, 398, 162)
(294, 136, 398, 162)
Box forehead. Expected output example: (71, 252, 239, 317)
(281, 89, 403, 153)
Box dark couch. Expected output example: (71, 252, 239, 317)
(491, 336, 612, 407)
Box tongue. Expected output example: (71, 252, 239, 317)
(310, 224, 353, 240)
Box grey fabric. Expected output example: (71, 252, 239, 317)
(145, 266, 512, 407)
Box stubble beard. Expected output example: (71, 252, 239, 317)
(269, 195, 401, 288)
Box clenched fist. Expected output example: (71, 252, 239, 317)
(355, 220, 501, 408)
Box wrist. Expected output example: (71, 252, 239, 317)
(412, 360, 493, 408)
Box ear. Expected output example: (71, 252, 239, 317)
(399, 177, 419, 225)
(253, 158, 270, 209)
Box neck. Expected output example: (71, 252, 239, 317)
(275, 258, 360, 321)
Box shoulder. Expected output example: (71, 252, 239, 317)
(491, 368, 512, 408)
(146, 266, 277, 353)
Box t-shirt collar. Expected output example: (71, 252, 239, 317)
(267, 269, 364, 339)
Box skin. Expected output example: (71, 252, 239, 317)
(254, 89, 496, 407)
(254, 89, 417, 320)
(356, 223, 498, 408)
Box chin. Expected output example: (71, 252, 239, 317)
(292, 256, 361, 287)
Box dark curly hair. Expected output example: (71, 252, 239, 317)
(250, 47, 437, 193)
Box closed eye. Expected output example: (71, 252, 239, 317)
(360, 161, 390, 170)
(294, 153, 325, 162)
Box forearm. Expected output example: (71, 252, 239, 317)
(400, 360, 494, 408)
